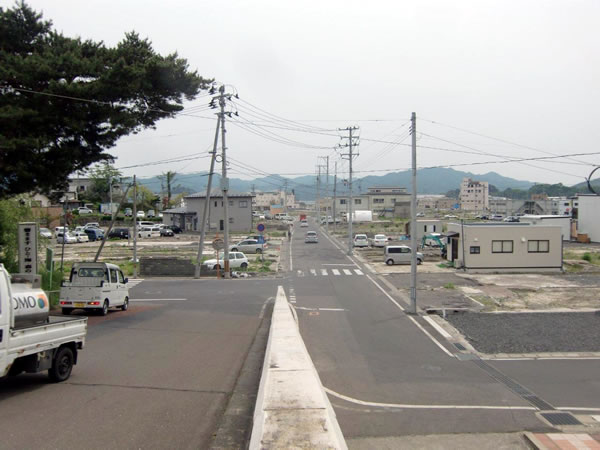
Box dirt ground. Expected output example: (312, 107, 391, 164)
(357, 242, 600, 312)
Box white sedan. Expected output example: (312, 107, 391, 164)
(73, 231, 89, 243)
(57, 232, 77, 244)
(203, 252, 249, 270)
(370, 234, 388, 247)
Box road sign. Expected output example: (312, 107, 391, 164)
(212, 238, 225, 250)
(257, 223, 265, 232)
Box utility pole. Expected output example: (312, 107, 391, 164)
(320, 156, 329, 231)
(284, 180, 288, 214)
(195, 114, 221, 278)
(132, 175, 138, 278)
(219, 85, 231, 279)
(333, 161, 337, 232)
(315, 165, 321, 221)
(339, 126, 359, 255)
(409, 112, 418, 314)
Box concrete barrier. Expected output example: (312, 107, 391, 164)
(250, 286, 347, 449)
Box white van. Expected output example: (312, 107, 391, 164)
(59, 262, 129, 315)
(384, 245, 424, 265)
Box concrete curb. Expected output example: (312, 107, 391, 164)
(249, 286, 347, 449)
(523, 431, 550, 449)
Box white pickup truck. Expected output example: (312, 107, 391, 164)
(60, 262, 130, 315)
(0, 265, 87, 382)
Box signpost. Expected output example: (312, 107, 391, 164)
(212, 236, 224, 278)
(18, 222, 38, 277)
(257, 223, 265, 262)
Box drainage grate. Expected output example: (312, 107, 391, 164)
(454, 343, 466, 351)
(471, 360, 555, 411)
(541, 412, 582, 426)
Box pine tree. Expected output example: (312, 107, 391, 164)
(0, 2, 212, 198)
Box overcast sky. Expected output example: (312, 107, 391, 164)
(8, 0, 600, 189)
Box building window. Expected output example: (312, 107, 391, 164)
(228, 217, 234, 224)
(354, 199, 361, 205)
(340, 199, 347, 205)
(214, 201, 217, 207)
(492, 240, 513, 253)
(239, 200, 248, 208)
(470, 246, 480, 254)
(528, 240, 549, 253)
(374, 198, 384, 204)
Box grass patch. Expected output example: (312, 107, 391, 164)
(443, 282, 455, 289)
(565, 263, 583, 273)
(437, 261, 454, 268)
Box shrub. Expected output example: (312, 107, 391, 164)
(583, 252, 592, 262)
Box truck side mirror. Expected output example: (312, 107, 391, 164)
(124, 278, 128, 284)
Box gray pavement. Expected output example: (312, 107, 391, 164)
(287, 219, 557, 440)
(0, 278, 278, 449)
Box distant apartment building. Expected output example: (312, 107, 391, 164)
(366, 187, 410, 218)
(417, 195, 457, 211)
(460, 178, 489, 211)
(252, 190, 295, 211)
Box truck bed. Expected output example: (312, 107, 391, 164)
(9, 315, 87, 359)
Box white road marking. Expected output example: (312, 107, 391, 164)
(354, 269, 364, 275)
(423, 315, 453, 339)
(321, 269, 328, 276)
(295, 306, 347, 312)
(130, 298, 187, 302)
(343, 269, 352, 275)
(332, 269, 341, 276)
(557, 407, 600, 412)
(310, 269, 317, 276)
(364, 273, 454, 357)
(324, 387, 536, 411)
(297, 270, 304, 277)
(407, 315, 454, 357)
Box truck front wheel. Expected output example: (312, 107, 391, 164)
(49, 346, 74, 382)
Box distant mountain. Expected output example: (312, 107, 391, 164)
(139, 167, 537, 201)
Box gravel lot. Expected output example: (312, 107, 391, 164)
(446, 312, 600, 354)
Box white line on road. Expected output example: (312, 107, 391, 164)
(354, 269, 364, 275)
(332, 269, 341, 276)
(310, 269, 317, 276)
(130, 298, 187, 302)
(324, 387, 536, 411)
(557, 407, 600, 412)
(321, 269, 328, 276)
(422, 315, 452, 339)
(407, 316, 454, 357)
(364, 274, 454, 358)
(343, 269, 352, 275)
(289, 234, 293, 271)
(297, 270, 304, 277)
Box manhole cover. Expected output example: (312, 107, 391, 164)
(540, 412, 582, 426)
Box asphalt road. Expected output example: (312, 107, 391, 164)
(0, 278, 278, 449)
(288, 219, 600, 443)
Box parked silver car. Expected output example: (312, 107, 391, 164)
(230, 239, 266, 254)
(384, 245, 423, 265)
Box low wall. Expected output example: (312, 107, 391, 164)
(140, 257, 200, 277)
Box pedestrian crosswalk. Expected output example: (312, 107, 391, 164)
(296, 268, 364, 277)
(127, 278, 144, 288)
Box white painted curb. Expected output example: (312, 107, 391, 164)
(249, 286, 347, 449)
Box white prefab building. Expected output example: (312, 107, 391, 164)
(575, 194, 600, 242)
(519, 215, 572, 241)
(446, 222, 563, 273)
(408, 220, 443, 240)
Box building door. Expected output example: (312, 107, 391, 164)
(219, 219, 224, 231)
(451, 237, 459, 261)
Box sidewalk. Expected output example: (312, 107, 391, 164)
(525, 432, 600, 449)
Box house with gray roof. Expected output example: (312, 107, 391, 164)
(163, 190, 254, 232)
